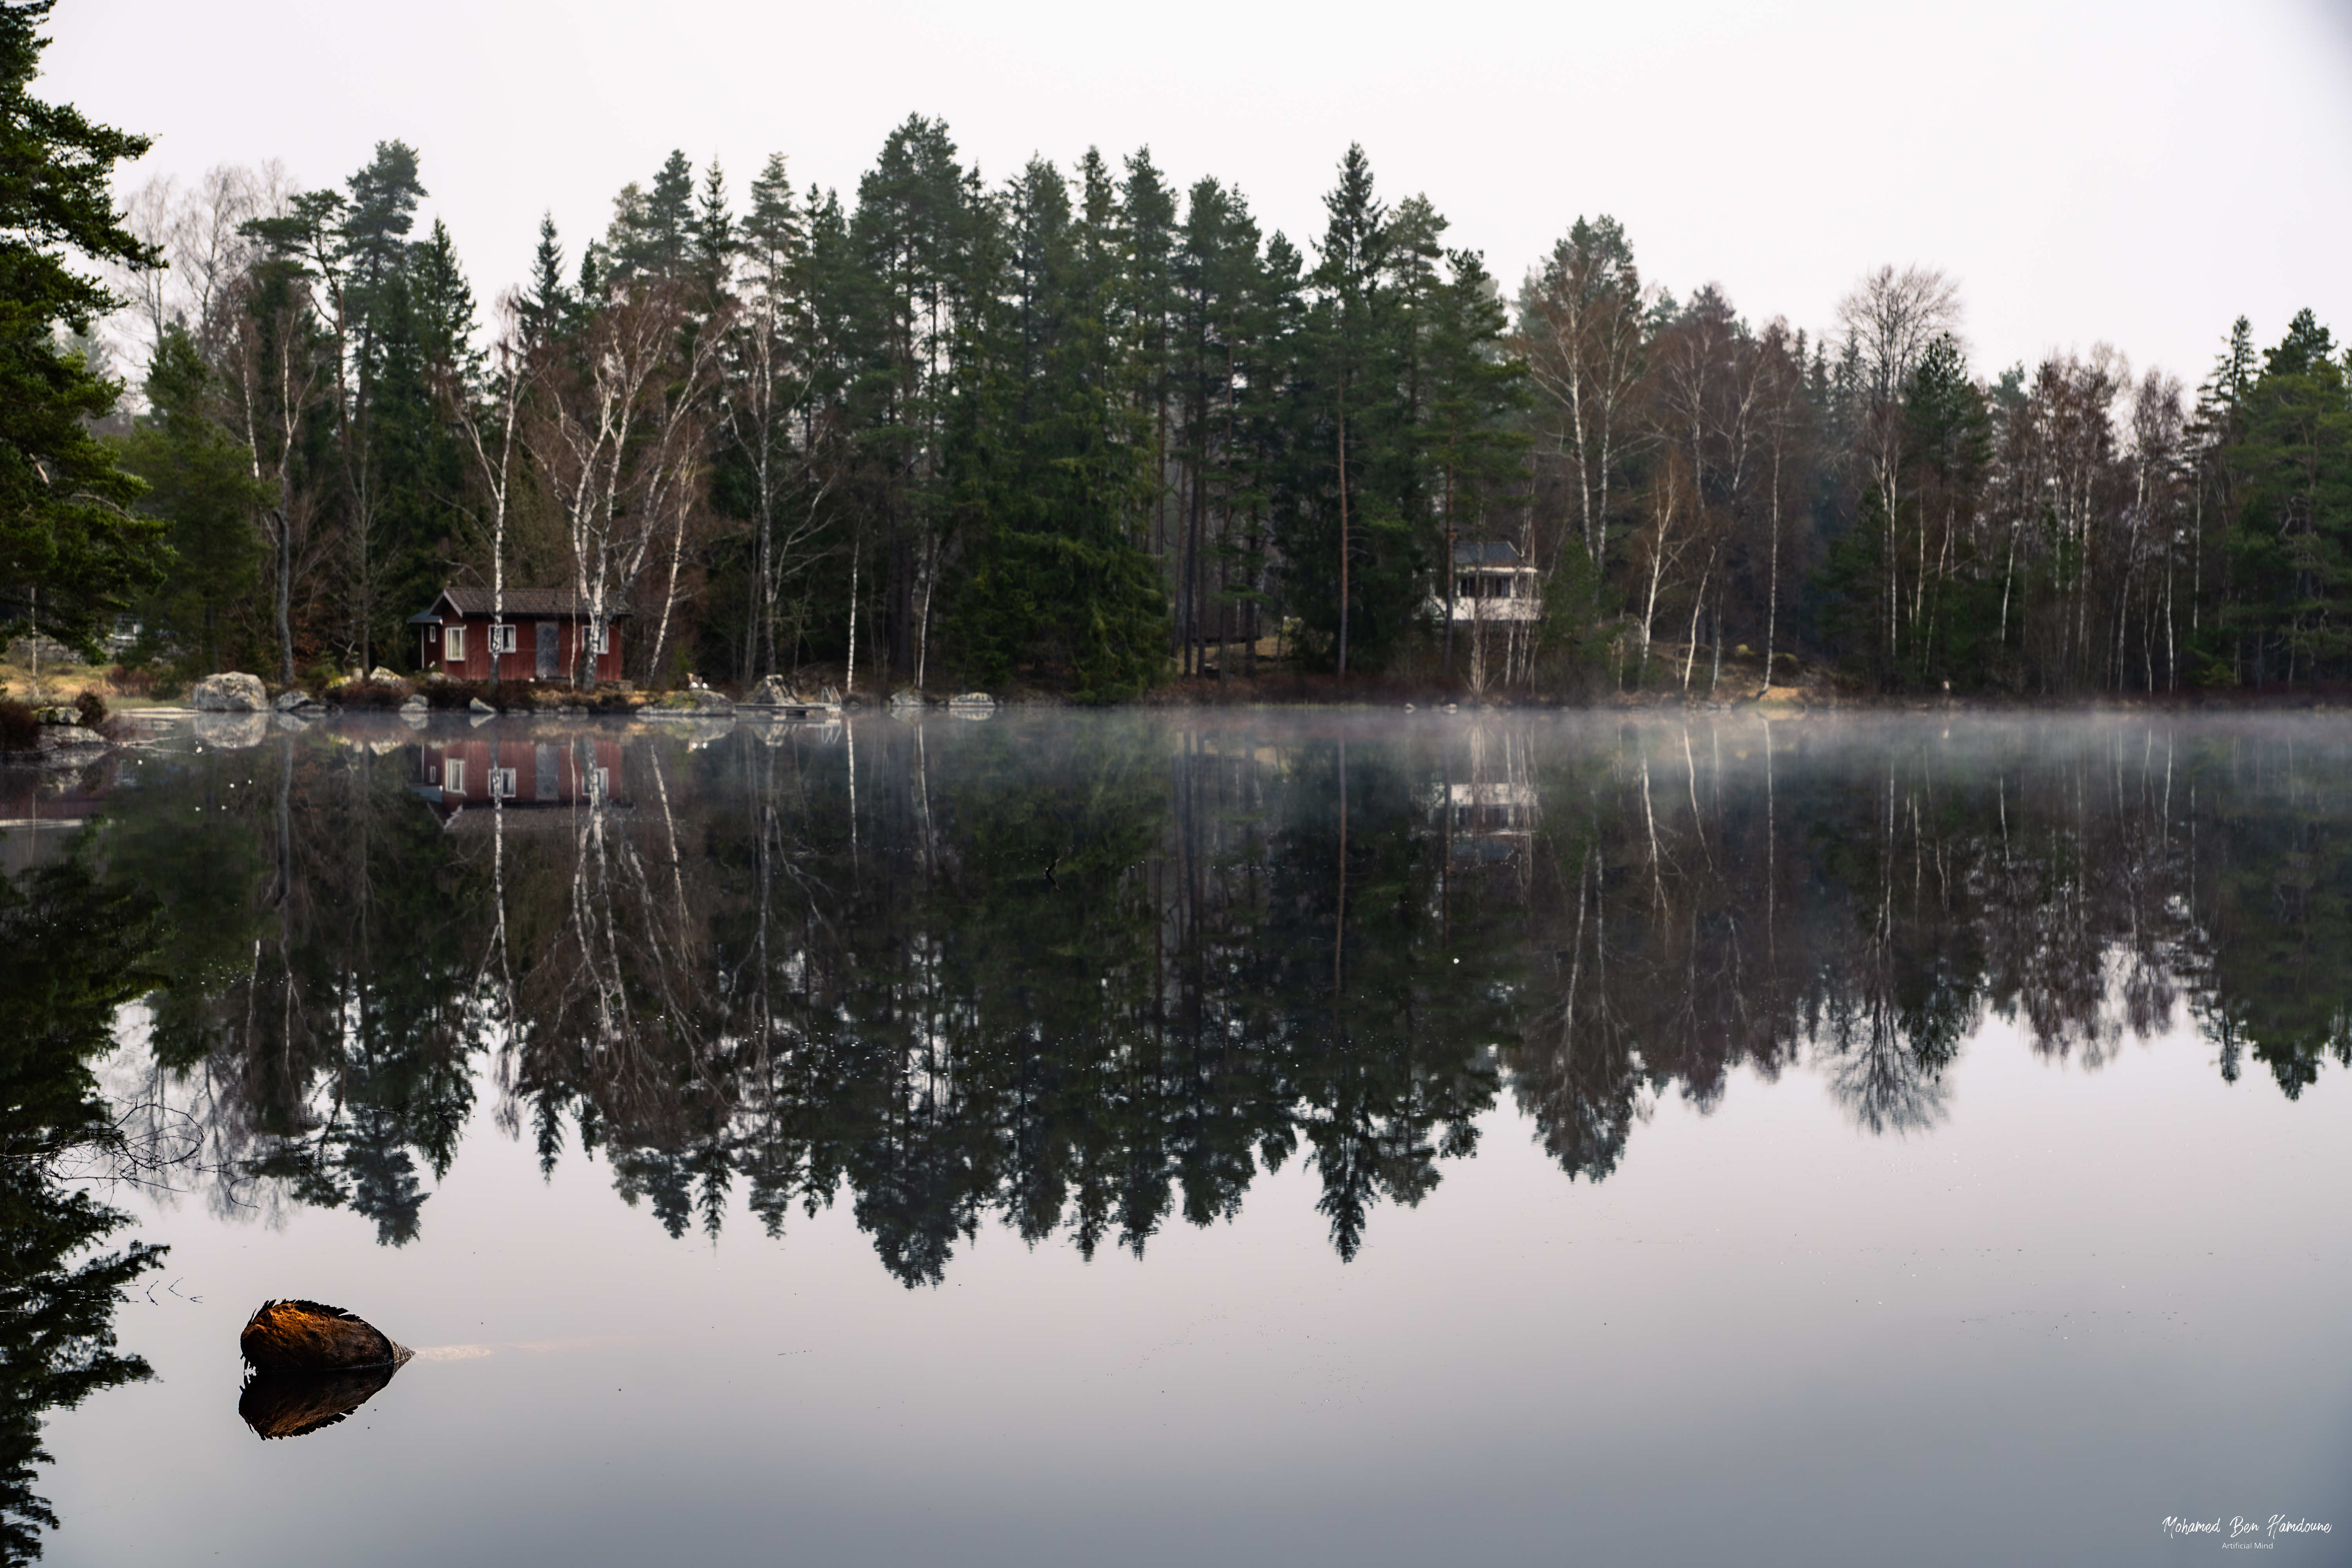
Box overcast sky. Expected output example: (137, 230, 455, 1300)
(47, 0, 2352, 386)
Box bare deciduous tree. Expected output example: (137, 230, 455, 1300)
(112, 162, 292, 379)
(1517, 218, 1646, 605)
(446, 292, 535, 683)
(523, 280, 730, 686)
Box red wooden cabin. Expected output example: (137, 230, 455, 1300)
(407, 588, 629, 682)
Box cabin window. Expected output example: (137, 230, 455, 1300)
(445, 625, 466, 661)
(593, 766, 610, 800)
(491, 624, 517, 653)
(443, 759, 466, 794)
(427, 624, 439, 642)
(591, 625, 610, 655)
(491, 767, 517, 799)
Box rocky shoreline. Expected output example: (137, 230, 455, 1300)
(12, 661, 2350, 764)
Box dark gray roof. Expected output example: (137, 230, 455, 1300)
(1454, 539, 1528, 567)
(409, 588, 633, 622)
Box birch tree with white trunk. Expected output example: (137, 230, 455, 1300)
(1517, 216, 1646, 606)
(523, 278, 730, 688)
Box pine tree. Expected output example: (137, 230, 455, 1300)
(608, 149, 696, 281)
(0, 0, 167, 653)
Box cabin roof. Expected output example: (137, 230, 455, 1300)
(1453, 539, 1530, 568)
(408, 588, 633, 623)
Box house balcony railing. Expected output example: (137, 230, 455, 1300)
(1428, 595, 1543, 623)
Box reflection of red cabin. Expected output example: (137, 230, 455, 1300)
(413, 737, 627, 826)
(406, 588, 629, 682)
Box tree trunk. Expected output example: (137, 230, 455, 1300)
(844, 541, 860, 699)
(273, 508, 294, 685)
(1763, 447, 1781, 693)
(1336, 377, 1350, 681)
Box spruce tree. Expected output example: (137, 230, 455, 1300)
(116, 325, 269, 673)
(1424, 247, 1528, 671)
(691, 159, 734, 310)
(644, 149, 696, 274)
(1299, 145, 1390, 677)
(945, 157, 1162, 699)
(2228, 310, 2352, 679)
(370, 218, 477, 655)
(520, 212, 571, 348)
(1116, 149, 1177, 561)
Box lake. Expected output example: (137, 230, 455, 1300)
(5, 709, 2348, 1566)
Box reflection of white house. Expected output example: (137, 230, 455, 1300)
(1431, 782, 1540, 833)
(1432, 540, 1541, 622)
(1430, 779, 1539, 865)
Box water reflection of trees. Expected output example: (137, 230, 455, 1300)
(119, 718, 2352, 1285)
(0, 848, 170, 1564)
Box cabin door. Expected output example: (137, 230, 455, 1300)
(536, 622, 559, 679)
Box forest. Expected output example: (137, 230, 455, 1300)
(65, 120, 2350, 703)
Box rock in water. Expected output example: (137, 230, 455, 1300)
(190, 672, 267, 712)
(468, 696, 496, 714)
(240, 1299, 412, 1372)
(34, 723, 103, 752)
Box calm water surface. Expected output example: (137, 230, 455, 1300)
(7, 710, 2350, 1566)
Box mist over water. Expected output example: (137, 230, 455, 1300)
(10, 710, 2352, 1566)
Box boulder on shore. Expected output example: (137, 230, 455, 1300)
(272, 689, 319, 712)
(652, 688, 734, 716)
(240, 1299, 412, 1373)
(468, 697, 496, 714)
(746, 674, 797, 706)
(191, 672, 267, 712)
(367, 666, 402, 685)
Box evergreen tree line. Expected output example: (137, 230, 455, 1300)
(103, 121, 2352, 699)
